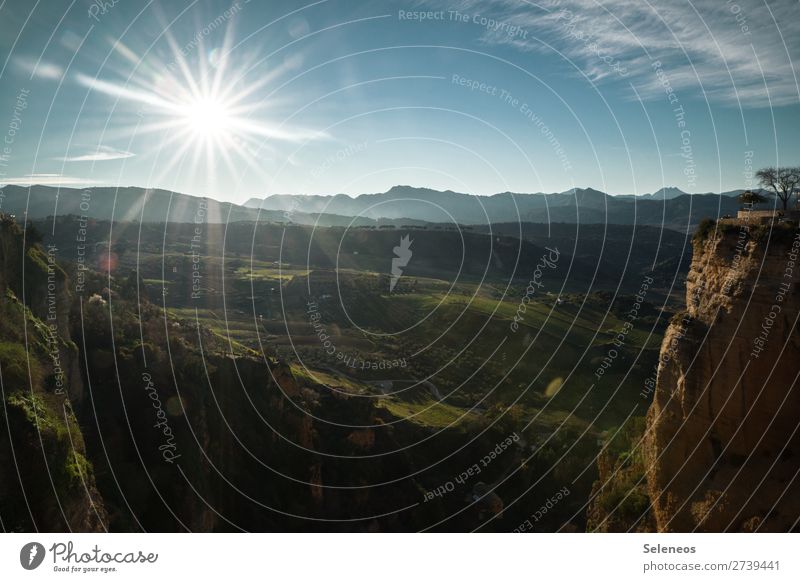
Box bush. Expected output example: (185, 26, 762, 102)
(0, 342, 41, 390)
(693, 218, 717, 242)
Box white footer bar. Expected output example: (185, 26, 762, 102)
(1, 533, 796, 581)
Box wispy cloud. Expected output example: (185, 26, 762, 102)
(11, 55, 63, 81)
(422, 0, 800, 107)
(57, 145, 135, 162)
(0, 174, 99, 186)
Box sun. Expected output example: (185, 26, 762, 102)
(75, 21, 327, 185)
(182, 97, 232, 138)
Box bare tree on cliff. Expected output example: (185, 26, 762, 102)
(755, 166, 800, 210)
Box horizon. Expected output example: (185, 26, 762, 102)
(0, 181, 752, 201)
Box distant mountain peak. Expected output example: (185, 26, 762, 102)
(384, 185, 457, 196)
(244, 197, 267, 209)
(650, 186, 688, 199)
(561, 186, 608, 196)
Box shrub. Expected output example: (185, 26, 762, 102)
(0, 342, 41, 390)
(693, 218, 717, 242)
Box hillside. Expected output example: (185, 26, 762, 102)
(0, 214, 514, 531)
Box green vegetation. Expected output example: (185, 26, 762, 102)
(751, 221, 799, 244)
(588, 416, 653, 532)
(693, 216, 798, 246)
(0, 341, 40, 389)
(377, 397, 476, 428)
(5, 391, 95, 487)
(289, 364, 367, 394)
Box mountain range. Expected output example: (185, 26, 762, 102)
(615, 186, 744, 200)
(0, 184, 746, 229)
(245, 185, 744, 229)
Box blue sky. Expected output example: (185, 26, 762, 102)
(0, 0, 797, 203)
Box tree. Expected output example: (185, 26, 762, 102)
(755, 166, 800, 210)
(24, 221, 44, 247)
(120, 269, 149, 302)
(738, 190, 767, 205)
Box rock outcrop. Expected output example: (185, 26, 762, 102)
(0, 218, 106, 531)
(644, 223, 800, 531)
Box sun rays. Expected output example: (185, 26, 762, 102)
(74, 17, 325, 190)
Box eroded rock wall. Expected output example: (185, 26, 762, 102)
(644, 226, 800, 532)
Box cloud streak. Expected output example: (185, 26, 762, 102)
(0, 174, 99, 186)
(423, 0, 800, 107)
(11, 55, 63, 81)
(57, 146, 136, 162)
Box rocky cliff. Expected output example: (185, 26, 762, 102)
(644, 222, 800, 531)
(0, 217, 105, 531)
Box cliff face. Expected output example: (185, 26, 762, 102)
(0, 218, 105, 532)
(644, 224, 800, 532)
